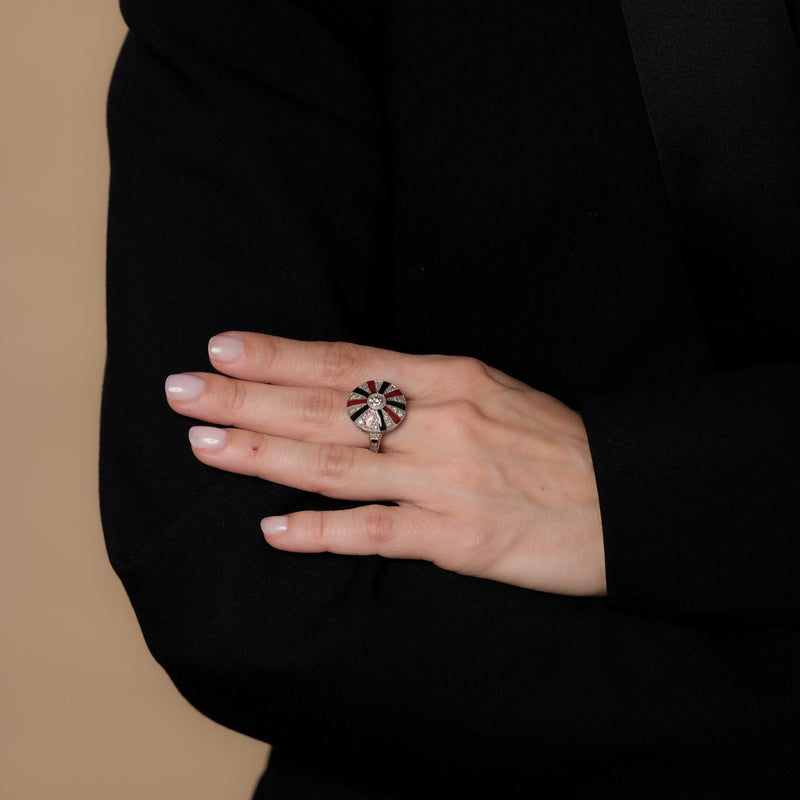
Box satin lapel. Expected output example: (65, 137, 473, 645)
(620, 1, 800, 366)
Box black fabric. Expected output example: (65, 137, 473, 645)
(620, 0, 800, 368)
(254, 751, 400, 800)
(601, 0, 800, 618)
(100, 2, 800, 797)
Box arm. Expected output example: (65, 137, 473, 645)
(105, 2, 568, 789)
(584, 361, 800, 621)
(162, 333, 800, 623)
(101, 0, 395, 769)
(102, 1, 800, 793)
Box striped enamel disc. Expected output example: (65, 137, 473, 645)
(347, 380, 407, 434)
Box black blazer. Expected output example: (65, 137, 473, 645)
(101, 2, 800, 797)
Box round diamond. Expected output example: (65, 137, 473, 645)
(367, 393, 386, 410)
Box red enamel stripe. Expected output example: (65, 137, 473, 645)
(386, 407, 401, 424)
(384, 389, 403, 398)
(367, 380, 377, 394)
(347, 398, 366, 407)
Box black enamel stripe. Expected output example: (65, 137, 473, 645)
(378, 381, 390, 394)
(378, 409, 387, 430)
(386, 400, 406, 410)
(350, 405, 368, 421)
(352, 387, 370, 397)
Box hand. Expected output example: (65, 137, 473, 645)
(165, 332, 606, 596)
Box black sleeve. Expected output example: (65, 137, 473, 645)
(582, 361, 800, 622)
(102, 0, 389, 571)
(587, 0, 800, 623)
(102, 1, 543, 789)
(101, 1, 800, 794)
(101, 0, 399, 772)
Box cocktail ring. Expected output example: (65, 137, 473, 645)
(347, 380, 407, 453)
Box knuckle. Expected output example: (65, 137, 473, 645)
(320, 341, 360, 382)
(362, 505, 394, 547)
(306, 511, 328, 546)
(313, 443, 354, 491)
(227, 379, 250, 416)
(417, 400, 482, 449)
(445, 526, 494, 575)
(449, 398, 484, 424)
(450, 355, 492, 388)
(258, 338, 279, 375)
(299, 387, 337, 427)
(439, 399, 486, 439)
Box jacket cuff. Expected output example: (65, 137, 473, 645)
(581, 363, 800, 621)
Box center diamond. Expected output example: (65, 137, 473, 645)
(367, 393, 386, 410)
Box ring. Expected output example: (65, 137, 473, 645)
(347, 380, 407, 453)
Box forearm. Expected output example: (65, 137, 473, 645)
(584, 360, 800, 622)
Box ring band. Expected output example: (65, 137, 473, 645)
(347, 380, 407, 453)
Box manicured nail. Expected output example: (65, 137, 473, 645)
(261, 516, 289, 536)
(208, 335, 243, 362)
(165, 373, 206, 401)
(188, 426, 227, 450)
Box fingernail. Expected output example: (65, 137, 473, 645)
(209, 335, 244, 362)
(261, 516, 289, 536)
(165, 373, 206, 401)
(188, 426, 228, 450)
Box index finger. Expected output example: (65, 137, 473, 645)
(206, 332, 445, 396)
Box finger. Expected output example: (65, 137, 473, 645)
(187, 425, 421, 502)
(206, 331, 484, 396)
(166, 372, 366, 446)
(260, 504, 442, 561)
(261, 506, 491, 580)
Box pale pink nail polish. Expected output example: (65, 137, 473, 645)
(208, 334, 244, 362)
(188, 426, 227, 450)
(261, 516, 289, 536)
(165, 373, 206, 401)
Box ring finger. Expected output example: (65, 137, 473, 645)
(188, 425, 423, 502)
(166, 371, 419, 450)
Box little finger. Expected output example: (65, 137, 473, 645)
(260, 504, 441, 561)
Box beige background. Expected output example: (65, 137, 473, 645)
(1, 2, 268, 797)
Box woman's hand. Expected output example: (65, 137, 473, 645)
(165, 332, 606, 596)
